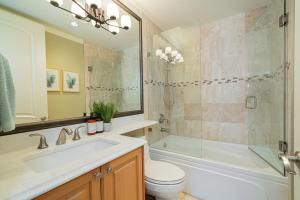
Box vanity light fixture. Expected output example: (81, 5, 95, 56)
(156, 46, 184, 64)
(47, 0, 132, 35)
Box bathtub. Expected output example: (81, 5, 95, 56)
(150, 135, 288, 200)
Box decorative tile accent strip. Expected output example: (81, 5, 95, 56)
(87, 86, 139, 92)
(145, 66, 284, 87)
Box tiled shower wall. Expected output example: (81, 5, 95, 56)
(118, 45, 141, 111)
(200, 13, 248, 144)
(84, 42, 122, 111)
(142, 16, 165, 144)
(147, 4, 281, 145)
(85, 42, 141, 112)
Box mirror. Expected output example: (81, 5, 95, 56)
(0, 0, 143, 133)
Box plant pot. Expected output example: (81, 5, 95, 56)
(96, 119, 104, 133)
(104, 122, 112, 132)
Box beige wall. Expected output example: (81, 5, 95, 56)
(46, 32, 86, 120)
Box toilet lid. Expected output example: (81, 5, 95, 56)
(145, 160, 185, 185)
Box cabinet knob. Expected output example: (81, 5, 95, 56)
(93, 172, 102, 181)
(106, 167, 113, 174)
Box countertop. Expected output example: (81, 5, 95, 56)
(0, 119, 157, 200)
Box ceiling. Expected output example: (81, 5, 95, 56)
(0, 0, 140, 50)
(0, 0, 273, 49)
(131, 0, 271, 30)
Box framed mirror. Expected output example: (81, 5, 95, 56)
(0, 0, 143, 135)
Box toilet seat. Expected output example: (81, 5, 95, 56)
(145, 160, 185, 185)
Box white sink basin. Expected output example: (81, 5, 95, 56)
(23, 138, 118, 172)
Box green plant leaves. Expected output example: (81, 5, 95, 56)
(92, 101, 117, 123)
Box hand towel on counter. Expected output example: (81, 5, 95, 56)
(0, 53, 16, 132)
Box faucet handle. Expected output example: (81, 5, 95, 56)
(29, 133, 48, 149)
(73, 126, 85, 141)
(62, 127, 73, 135)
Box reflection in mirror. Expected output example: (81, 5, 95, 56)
(0, 0, 142, 132)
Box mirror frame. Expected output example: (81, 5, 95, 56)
(1, 0, 143, 136)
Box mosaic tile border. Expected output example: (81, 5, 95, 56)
(145, 66, 284, 87)
(87, 86, 139, 92)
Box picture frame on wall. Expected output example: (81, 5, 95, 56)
(46, 69, 60, 92)
(63, 71, 79, 92)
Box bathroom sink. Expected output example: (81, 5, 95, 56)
(23, 138, 118, 173)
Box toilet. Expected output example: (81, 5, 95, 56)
(144, 142, 185, 200)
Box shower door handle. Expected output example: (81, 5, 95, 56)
(278, 152, 300, 175)
(245, 96, 257, 109)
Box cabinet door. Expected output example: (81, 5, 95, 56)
(101, 147, 144, 200)
(35, 168, 101, 200)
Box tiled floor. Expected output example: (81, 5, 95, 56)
(146, 193, 199, 200)
(180, 193, 199, 200)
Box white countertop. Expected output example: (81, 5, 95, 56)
(0, 118, 157, 200)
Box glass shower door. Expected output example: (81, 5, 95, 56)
(247, 0, 287, 175)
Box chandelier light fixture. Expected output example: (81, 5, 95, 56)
(46, 0, 132, 35)
(156, 47, 184, 64)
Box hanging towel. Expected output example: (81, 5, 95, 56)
(0, 53, 16, 132)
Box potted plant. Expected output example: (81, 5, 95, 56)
(88, 103, 96, 118)
(92, 101, 104, 133)
(101, 103, 117, 132)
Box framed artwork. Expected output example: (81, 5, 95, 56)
(47, 69, 60, 92)
(63, 71, 79, 92)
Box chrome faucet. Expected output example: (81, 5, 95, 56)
(160, 127, 169, 133)
(29, 133, 48, 149)
(158, 114, 169, 133)
(159, 114, 168, 124)
(56, 127, 73, 145)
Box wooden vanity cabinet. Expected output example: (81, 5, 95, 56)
(34, 147, 144, 200)
(101, 147, 144, 200)
(35, 168, 101, 200)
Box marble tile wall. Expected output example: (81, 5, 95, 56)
(141, 16, 165, 144)
(84, 42, 140, 112)
(119, 45, 141, 111)
(146, 3, 285, 148)
(84, 42, 122, 110)
(246, 1, 285, 159)
(200, 13, 248, 144)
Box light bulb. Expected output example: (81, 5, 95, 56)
(71, 2, 85, 18)
(176, 53, 182, 60)
(121, 15, 131, 29)
(47, 0, 63, 6)
(86, 0, 102, 8)
(107, 3, 119, 20)
(171, 50, 178, 57)
(156, 49, 163, 57)
(160, 53, 166, 60)
(165, 47, 172, 54)
(109, 21, 120, 35)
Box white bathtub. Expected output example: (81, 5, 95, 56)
(150, 135, 288, 200)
